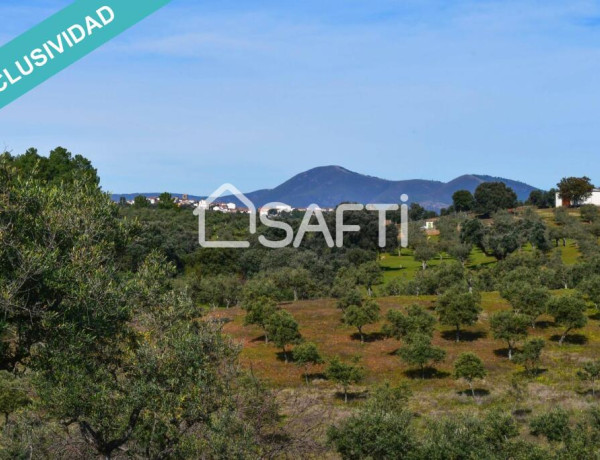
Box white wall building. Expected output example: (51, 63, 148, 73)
(556, 189, 600, 207)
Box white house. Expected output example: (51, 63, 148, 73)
(422, 219, 437, 230)
(556, 189, 600, 207)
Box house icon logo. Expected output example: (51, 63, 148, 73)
(193, 183, 256, 248)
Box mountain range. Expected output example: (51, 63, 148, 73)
(112, 166, 539, 211)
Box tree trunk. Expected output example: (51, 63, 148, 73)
(508, 345, 513, 361)
(421, 365, 425, 380)
(344, 388, 348, 403)
(470, 382, 475, 398)
(367, 287, 372, 297)
(359, 327, 364, 344)
(304, 367, 310, 386)
(456, 325, 461, 343)
(293, 289, 298, 302)
(559, 328, 571, 346)
(422, 261, 427, 271)
(264, 333, 269, 344)
(283, 347, 288, 363)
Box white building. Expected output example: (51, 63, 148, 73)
(556, 189, 600, 207)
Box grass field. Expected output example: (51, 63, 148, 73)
(378, 242, 581, 284)
(214, 292, 600, 417)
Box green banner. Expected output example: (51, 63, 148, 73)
(0, 0, 172, 109)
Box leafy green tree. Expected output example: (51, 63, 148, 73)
(408, 202, 436, 221)
(454, 353, 487, 398)
(326, 356, 364, 403)
(133, 195, 150, 208)
(157, 192, 177, 210)
(357, 261, 383, 296)
(336, 288, 363, 312)
(578, 275, 600, 310)
(530, 408, 571, 444)
(452, 190, 475, 212)
(501, 282, 550, 328)
(5, 146, 99, 185)
(460, 218, 486, 249)
(528, 189, 556, 209)
(265, 310, 302, 363)
(383, 304, 436, 342)
(414, 240, 439, 270)
(331, 267, 360, 300)
(436, 288, 482, 342)
(195, 274, 242, 308)
(271, 267, 314, 301)
(447, 242, 473, 267)
(490, 311, 529, 360)
(398, 334, 446, 379)
(513, 338, 545, 376)
(580, 204, 600, 223)
(557, 176, 594, 206)
(577, 360, 600, 396)
(483, 211, 521, 260)
(293, 342, 324, 385)
(327, 407, 417, 458)
(547, 295, 588, 345)
(344, 299, 381, 343)
(474, 182, 518, 216)
(243, 297, 278, 343)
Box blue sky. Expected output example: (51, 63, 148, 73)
(1, 0, 600, 194)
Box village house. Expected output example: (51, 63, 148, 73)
(555, 189, 600, 207)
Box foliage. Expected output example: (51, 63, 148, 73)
(397, 334, 446, 379)
(474, 182, 518, 216)
(513, 338, 545, 376)
(454, 353, 487, 397)
(490, 311, 530, 360)
(344, 299, 381, 343)
(577, 360, 600, 396)
(293, 342, 324, 384)
(327, 408, 416, 459)
(452, 190, 475, 212)
(436, 288, 482, 342)
(501, 281, 550, 327)
(557, 177, 595, 206)
(265, 310, 302, 362)
(326, 357, 364, 403)
(547, 294, 588, 345)
(530, 408, 571, 443)
(243, 297, 278, 343)
(383, 304, 436, 342)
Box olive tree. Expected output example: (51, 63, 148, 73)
(490, 311, 529, 360)
(398, 334, 446, 379)
(383, 304, 436, 342)
(547, 295, 588, 345)
(454, 353, 486, 398)
(436, 288, 482, 342)
(344, 299, 381, 343)
(293, 342, 324, 385)
(265, 310, 302, 363)
(326, 357, 364, 403)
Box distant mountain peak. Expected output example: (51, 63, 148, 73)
(113, 166, 539, 212)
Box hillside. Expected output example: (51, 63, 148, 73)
(223, 166, 538, 210)
(113, 166, 539, 210)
